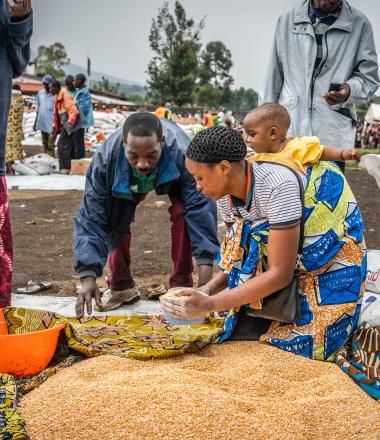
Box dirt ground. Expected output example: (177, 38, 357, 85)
(9, 168, 380, 296)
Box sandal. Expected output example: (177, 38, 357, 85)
(16, 280, 52, 294)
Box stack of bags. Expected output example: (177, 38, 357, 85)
(86, 111, 127, 152)
(22, 112, 42, 146)
(360, 250, 380, 326)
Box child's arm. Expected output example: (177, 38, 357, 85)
(321, 146, 359, 162)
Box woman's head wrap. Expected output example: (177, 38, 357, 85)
(186, 126, 247, 164)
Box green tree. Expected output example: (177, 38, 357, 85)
(147, 1, 204, 105)
(35, 43, 70, 79)
(128, 93, 145, 105)
(93, 76, 120, 94)
(229, 87, 258, 112)
(168, 41, 198, 106)
(196, 85, 258, 112)
(198, 41, 233, 89)
(196, 84, 221, 108)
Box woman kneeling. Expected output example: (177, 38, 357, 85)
(161, 127, 366, 361)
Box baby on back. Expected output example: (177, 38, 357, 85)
(243, 103, 358, 173)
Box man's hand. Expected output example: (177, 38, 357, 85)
(324, 83, 350, 105)
(75, 277, 102, 318)
(7, 0, 31, 18)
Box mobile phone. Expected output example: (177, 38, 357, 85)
(329, 83, 342, 92)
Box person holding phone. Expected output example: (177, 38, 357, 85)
(264, 0, 379, 173)
(0, 0, 33, 307)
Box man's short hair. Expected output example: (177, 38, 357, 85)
(123, 112, 163, 141)
(65, 75, 74, 84)
(51, 80, 61, 89)
(75, 73, 86, 84)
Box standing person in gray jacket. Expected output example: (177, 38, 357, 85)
(264, 0, 379, 172)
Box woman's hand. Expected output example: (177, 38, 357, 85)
(160, 288, 215, 320)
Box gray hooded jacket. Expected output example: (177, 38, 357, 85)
(264, 0, 379, 148)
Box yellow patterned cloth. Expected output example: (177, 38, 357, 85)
(3, 308, 225, 361)
(5, 90, 24, 163)
(0, 374, 29, 439)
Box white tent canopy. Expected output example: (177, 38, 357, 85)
(365, 103, 380, 123)
(91, 93, 135, 106)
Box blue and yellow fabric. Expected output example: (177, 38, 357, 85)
(217, 161, 366, 361)
(336, 323, 380, 400)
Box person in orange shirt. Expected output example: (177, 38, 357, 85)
(202, 109, 213, 128)
(154, 103, 172, 120)
(50, 80, 86, 174)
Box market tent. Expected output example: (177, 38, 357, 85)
(91, 93, 135, 106)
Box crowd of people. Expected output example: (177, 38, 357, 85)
(154, 104, 239, 128)
(357, 121, 380, 149)
(5, 72, 94, 175)
(0, 0, 379, 376)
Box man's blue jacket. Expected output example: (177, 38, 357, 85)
(73, 119, 219, 279)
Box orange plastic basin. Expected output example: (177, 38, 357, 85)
(0, 323, 66, 377)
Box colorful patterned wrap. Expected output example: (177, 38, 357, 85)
(5, 91, 24, 163)
(0, 374, 28, 439)
(217, 161, 367, 361)
(0, 176, 13, 308)
(3, 307, 225, 361)
(336, 323, 380, 400)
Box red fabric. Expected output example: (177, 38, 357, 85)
(0, 177, 13, 307)
(107, 194, 193, 290)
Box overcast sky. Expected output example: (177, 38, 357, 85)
(31, 0, 380, 93)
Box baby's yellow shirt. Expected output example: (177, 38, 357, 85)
(250, 136, 323, 174)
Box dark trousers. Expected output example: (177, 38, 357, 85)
(57, 130, 73, 170)
(41, 131, 57, 157)
(107, 193, 194, 290)
(72, 128, 85, 159)
(57, 128, 85, 170)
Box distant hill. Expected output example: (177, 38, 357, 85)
(64, 62, 146, 97)
(31, 49, 146, 97)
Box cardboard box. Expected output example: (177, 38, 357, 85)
(71, 158, 92, 176)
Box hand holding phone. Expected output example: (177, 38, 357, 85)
(324, 82, 350, 105)
(329, 83, 343, 92)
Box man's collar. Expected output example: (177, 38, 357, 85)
(112, 143, 180, 199)
(294, 0, 352, 32)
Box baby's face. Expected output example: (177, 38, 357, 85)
(243, 113, 273, 153)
